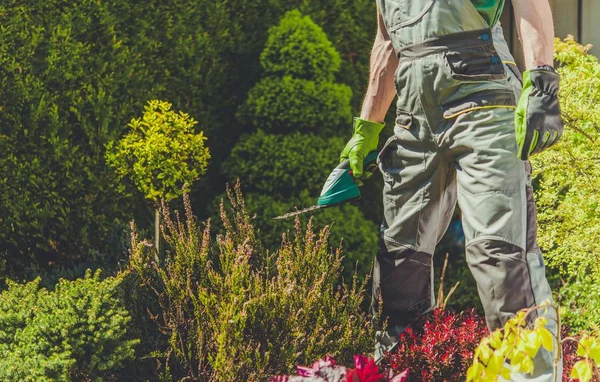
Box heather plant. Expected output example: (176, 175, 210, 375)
(128, 183, 373, 381)
(239, 192, 378, 280)
(0, 270, 138, 381)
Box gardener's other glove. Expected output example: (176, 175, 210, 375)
(515, 66, 564, 160)
(340, 117, 385, 182)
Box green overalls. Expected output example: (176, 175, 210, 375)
(373, 0, 561, 379)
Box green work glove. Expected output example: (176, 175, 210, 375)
(515, 67, 564, 160)
(340, 117, 385, 181)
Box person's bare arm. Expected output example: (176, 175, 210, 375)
(359, 5, 399, 123)
(511, 0, 555, 69)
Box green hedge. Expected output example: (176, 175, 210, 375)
(0, 270, 138, 380)
(558, 275, 600, 334)
(0, 0, 376, 278)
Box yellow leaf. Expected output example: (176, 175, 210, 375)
(487, 350, 505, 376)
(540, 327, 554, 351)
(467, 365, 476, 382)
(521, 356, 535, 374)
(490, 330, 503, 349)
(589, 339, 600, 364)
(571, 360, 594, 382)
(535, 316, 548, 328)
(480, 343, 493, 364)
(500, 366, 511, 380)
(468, 360, 486, 382)
(524, 331, 542, 358)
(578, 336, 592, 357)
(510, 350, 526, 370)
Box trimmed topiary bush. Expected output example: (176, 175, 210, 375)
(222, 131, 345, 197)
(240, 76, 352, 133)
(260, 9, 342, 82)
(0, 270, 138, 381)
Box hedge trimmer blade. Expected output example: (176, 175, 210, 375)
(272, 204, 324, 220)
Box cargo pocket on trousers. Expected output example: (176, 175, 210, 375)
(377, 111, 414, 187)
(377, 111, 425, 206)
(444, 44, 506, 81)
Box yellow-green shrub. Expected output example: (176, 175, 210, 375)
(533, 36, 600, 280)
(0, 270, 138, 381)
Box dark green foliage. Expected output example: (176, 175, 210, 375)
(128, 187, 373, 380)
(0, 0, 154, 274)
(260, 10, 342, 82)
(0, 270, 138, 380)
(0, 0, 377, 278)
(222, 131, 345, 197)
(242, 192, 379, 279)
(240, 76, 353, 133)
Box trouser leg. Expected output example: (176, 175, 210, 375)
(372, 120, 457, 360)
(452, 108, 560, 381)
(522, 161, 562, 381)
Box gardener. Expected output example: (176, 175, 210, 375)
(340, 0, 563, 379)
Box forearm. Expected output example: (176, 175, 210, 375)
(512, 0, 555, 69)
(359, 9, 399, 123)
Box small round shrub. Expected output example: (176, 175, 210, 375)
(0, 270, 138, 380)
(239, 76, 352, 133)
(106, 100, 210, 204)
(260, 9, 341, 82)
(222, 130, 345, 197)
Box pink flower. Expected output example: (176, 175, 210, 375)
(297, 355, 337, 377)
(388, 369, 409, 382)
(345, 355, 384, 382)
